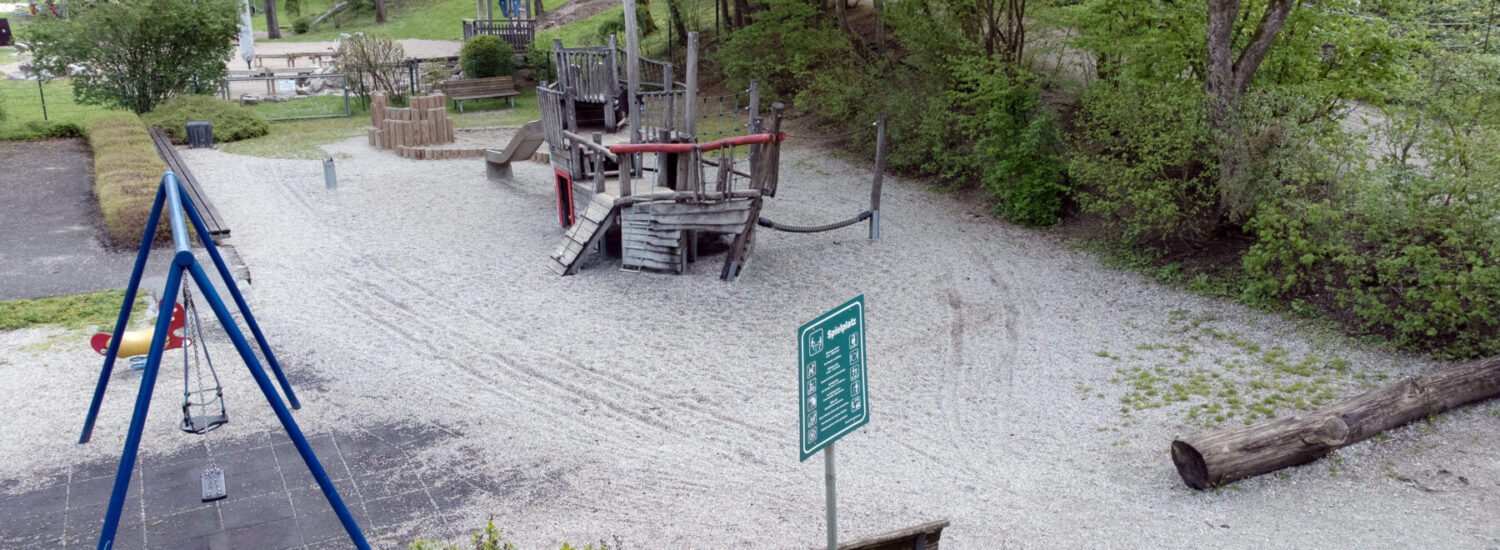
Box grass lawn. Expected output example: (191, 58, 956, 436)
(0, 290, 146, 331)
(0, 79, 124, 139)
(537, 0, 721, 56)
(254, 0, 570, 42)
(222, 87, 541, 158)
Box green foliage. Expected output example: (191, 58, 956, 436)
(0, 290, 142, 331)
(525, 42, 556, 83)
(1068, 82, 1217, 239)
(459, 35, 516, 79)
(285, 0, 302, 17)
(718, 0, 852, 99)
(142, 95, 269, 144)
(292, 16, 311, 34)
(22, 0, 239, 114)
(409, 516, 617, 550)
(21, 119, 85, 138)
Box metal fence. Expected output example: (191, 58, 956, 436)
(219, 73, 352, 121)
(0, 77, 118, 126)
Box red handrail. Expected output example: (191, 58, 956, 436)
(607, 132, 785, 155)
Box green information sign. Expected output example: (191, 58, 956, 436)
(799, 295, 868, 461)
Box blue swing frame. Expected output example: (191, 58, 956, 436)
(77, 172, 370, 550)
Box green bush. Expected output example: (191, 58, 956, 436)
(719, 0, 852, 99)
(285, 0, 301, 17)
(142, 95, 269, 144)
(525, 42, 556, 83)
(459, 35, 516, 79)
(1068, 82, 1217, 240)
(292, 16, 310, 34)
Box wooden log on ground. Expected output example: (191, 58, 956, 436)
(1171, 355, 1500, 490)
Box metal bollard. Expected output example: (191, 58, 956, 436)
(323, 158, 337, 190)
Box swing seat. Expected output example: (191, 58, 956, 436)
(182, 412, 228, 434)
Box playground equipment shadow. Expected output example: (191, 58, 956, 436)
(0, 421, 460, 549)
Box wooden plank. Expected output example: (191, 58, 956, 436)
(835, 520, 950, 550)
(147, 127, 229, 238)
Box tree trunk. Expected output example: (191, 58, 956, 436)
(1172, 355, 1500, 490)
(731, 0, 750, 28)
(1203, 0, 1298, 225)
(668, 0, 689, 46)
(534, 0, 545, 16)
(375, 0, 386, 24)
(264, 0, 281, 39)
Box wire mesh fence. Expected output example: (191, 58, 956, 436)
(219, 73, 352, 121)
(0, 77, 120, 129)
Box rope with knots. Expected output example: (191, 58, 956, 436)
(758, 211, 871, 233)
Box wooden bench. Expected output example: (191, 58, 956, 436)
(440, 76, 520, 112)
(835, 520, 951, 550)
(148, 127, 230, 239)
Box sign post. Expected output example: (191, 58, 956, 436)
(800, 295, 868, 550)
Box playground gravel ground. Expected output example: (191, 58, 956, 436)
(2, 125, 1499, 549)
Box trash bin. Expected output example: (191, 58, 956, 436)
(186, 121, 213, 149)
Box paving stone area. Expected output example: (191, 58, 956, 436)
(0, 422, 462, 549)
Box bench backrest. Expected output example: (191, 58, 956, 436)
(444, 76, 516, 94)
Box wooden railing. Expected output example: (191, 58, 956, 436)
(553, 48, 619, 104)
(461, 18, 535, 52)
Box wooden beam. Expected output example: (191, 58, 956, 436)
(1172, 355, 1500, 489)
(623, 0, 642, 144)
(685, 31, 698, 140)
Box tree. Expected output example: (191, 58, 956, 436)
(1205, 0, 1298, 224)
(264, 0, 281, 38)
(24, 0, 239, 114)
(375, 0, 386, 23)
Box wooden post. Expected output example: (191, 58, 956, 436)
(623, 0, 642, 145)
(685, 32, 698, 140)
(592, 132, 606, 194)
(764, 102, 784, 197)
(747, 79, 760, 165)
(1172, 355, 1500, 490)
(606, 35, 620, 133)
(476, 0, 484, 20)
(618, 152, 633, 198)
(662, 63, 675, 137)
(870, 112, 886, 241)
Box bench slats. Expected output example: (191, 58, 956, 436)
(148, 127, 230, 239)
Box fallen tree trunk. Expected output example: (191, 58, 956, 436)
(1171, 355, 1500, 489)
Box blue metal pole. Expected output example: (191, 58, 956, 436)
(185, 260, 370, 549)
(163, 173, 192, 254)
(96, 262, 185, 550)
(176, 181, 303, 410)
(78, 183, 167, 444)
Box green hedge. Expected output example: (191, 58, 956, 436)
(142, 95, 269, 145)
(87, 113, 169, 246)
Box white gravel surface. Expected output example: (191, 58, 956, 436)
(3, 127, 1499, 549)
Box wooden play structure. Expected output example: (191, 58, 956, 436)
(487, 1, 885, 281)
(461, 0, 535, 52)
(367, 92, 486, 160)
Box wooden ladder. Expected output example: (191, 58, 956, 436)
(548, 195, 618, 275)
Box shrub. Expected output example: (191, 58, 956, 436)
(525, 42, 556, 83)
(23, 119, 85, 138)
(142, 95, 268, 144)
(292, 16, 310, 35)
(459, 35, 516, 79)
(1068, 82, 1217, 240)
(22, 0, 238, 113)
(87, 113, 168, 246)
(339, 34, 407, 95)
(718, 0, 852, 99)
(285, 0, 302, 17)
